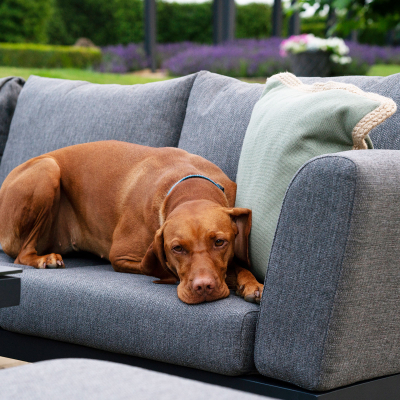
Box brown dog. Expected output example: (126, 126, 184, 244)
(0, 141, 263, 304)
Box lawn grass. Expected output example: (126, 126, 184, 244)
(0, 64, 399, 85)
(367, 64, 400, 76)
(0, 67, 169, 84)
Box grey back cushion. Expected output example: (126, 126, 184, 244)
(0, 73, 197, 185)
(179, 72, 400, 183)
(0, 77, 25, 163)
(178, 71, 264, 181)
(301, 73, 400, 149)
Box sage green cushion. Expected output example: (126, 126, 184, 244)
(236, 72, 397, 282)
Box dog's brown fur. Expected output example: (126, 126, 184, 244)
(0, 141, 263, 304)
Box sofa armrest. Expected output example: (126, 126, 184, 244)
(254, 150, 400, 391)
(0, 77, 25, 161)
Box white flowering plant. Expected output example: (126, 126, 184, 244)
(280, 34, 352, 65)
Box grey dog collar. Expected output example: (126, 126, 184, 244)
(167, 175, 225, 196)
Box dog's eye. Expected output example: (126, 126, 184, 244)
(172, 245, 183, 253)
(215, 239, 225, 247)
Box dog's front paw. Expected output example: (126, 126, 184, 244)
(36, 253, 65, 269)
(236, 283, 264, 304)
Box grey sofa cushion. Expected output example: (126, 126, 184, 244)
(0, 77, 24, 163)
(0, 358, 269, 400)
(0, 256, 259, 376)
(0, 73, 197, 185)
(255, 150, 400, 391)
(178, 71, 264, 181)
(301, 73, 400, 150)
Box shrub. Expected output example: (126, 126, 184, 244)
(45, 1, 275, 46)
(236, 4, 272, 39)
(162, 38, 291, 78)
(300, 15, 327, 38)
(346, 41, 400, 65)
(99, 43, 147, 73)
(47, 0, 144, 46)
(0, 43, 102, 69)
(157, 2, 213, 44)
(0, 0, 53, 43)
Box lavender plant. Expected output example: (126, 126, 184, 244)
(98, 43, 147, 73)
(163, 38, 291, 77)
(97, 39, 400, 78)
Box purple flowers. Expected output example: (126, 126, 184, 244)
(98, 43, 148, 73)
(163, 38, 291, 77)
(97, 39, 400, 77)
(346, 41, 400, 66)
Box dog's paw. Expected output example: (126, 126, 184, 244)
(36, 253, 65, 269)
(236, 282, 264, 304)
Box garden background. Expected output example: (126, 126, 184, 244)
(1, 0, 400, 84)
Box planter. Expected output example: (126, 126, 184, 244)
(289, 50, 331, 77)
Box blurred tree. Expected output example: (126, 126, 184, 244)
(0, 0, 53, 43)
(157, 2, 213, 43)
(236, 4, 272, 38)
(48, 0, 144, 45)
(114, 0, 144, 44)
(45, 1, 276, 46)
(300, 15, 326, 37)
(46, 0, 125, 46)
(294, 0, 400, 38)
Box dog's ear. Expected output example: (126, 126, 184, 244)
(140, 226, 178, 284)
(225, 208, 252, 266)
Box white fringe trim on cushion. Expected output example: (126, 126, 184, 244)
(268, 72, 397, 150)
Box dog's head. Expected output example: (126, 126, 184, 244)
(141, 200, 251, 304)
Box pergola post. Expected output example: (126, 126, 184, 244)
(213, 0, 223, 44)
(223, 0, 235, 42)
(326, 6, 336, 36)
(289, 0, 300, 36)
(272, 0, 283, 37)
(144, 0, 157, 72)
(213, 0, 236, 44)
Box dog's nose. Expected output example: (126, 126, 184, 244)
(192, 277, 215, 296)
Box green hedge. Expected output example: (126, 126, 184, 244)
(47, 1, 273, 46)
(0, 0, 53, 44)
(236, 4, 272, 39)
(2, 1, 274, 46)
(0, 43, 102, 69)
(157, 3, 212, 43)
(300, 16, 327, 38)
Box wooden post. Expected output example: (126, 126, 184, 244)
(223, 0, 235, 42)
(213, 0, 223, 44)
(213, 0, 235, 44)
(289, 0, 300, 36)
(272, 0, 282, 37)
(326, 6, 336, 36)
(144, 0, 156, 72)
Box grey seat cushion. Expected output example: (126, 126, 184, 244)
(0, 73, 197, 185)
(301, 73, 400, 150)
(178, 71, 264, 181)
(0, 77, 25, 164)
(0, 358, 269, 400)
(0, 254, 259, 376)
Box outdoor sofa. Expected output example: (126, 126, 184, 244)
(0, 71, 400, 400)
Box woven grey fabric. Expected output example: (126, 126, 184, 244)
(0, 261, 259, 375)
(178, 71, 264, 181)
(301, 74, 400, 150)
(255, 150, 400, 391)
(0, 73, 197, 185)
(0, 77, 25, 164)
(0, 358, 271, 400)
(0, 247, 109, 268)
